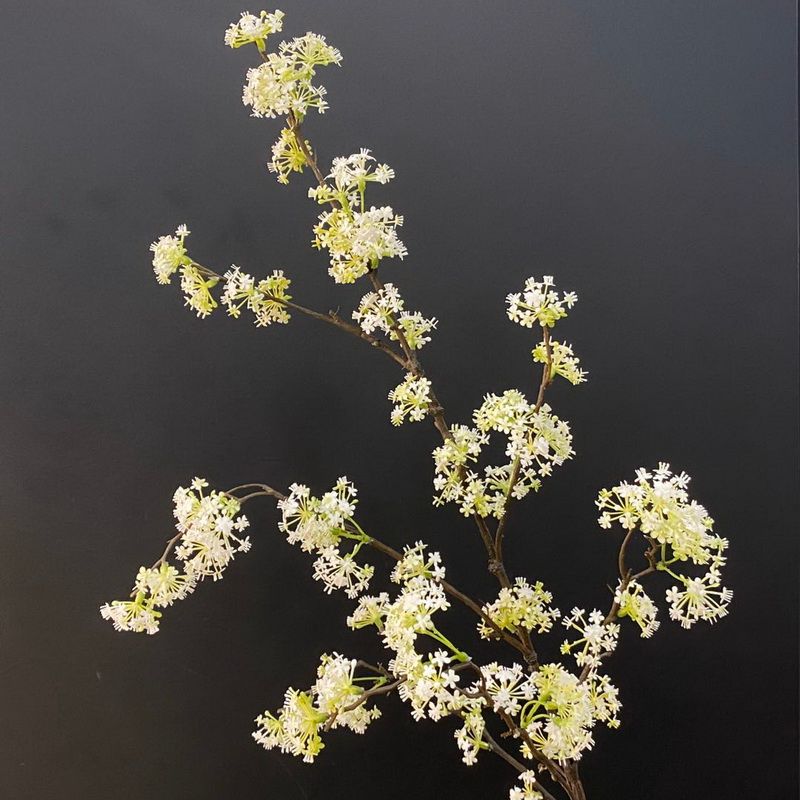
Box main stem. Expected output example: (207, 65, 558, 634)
(288, 115, 547, 665)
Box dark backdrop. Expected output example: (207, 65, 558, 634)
(1, 2, 797, 798)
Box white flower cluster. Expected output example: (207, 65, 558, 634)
(433, 392, 573, 518)
(665, 569, 733, 630)
(99, 563, 195, 635)
(560, 608, 619, 673)
(349, 552, 450, 656)
(151, 234, 295, 327)
(454, 704, 487, 766)
(467, 660, 620, 765)
(597, 464, 732, 629)
(388, 373, 432, 426)
(253, 652, 381, 763)
(179, 264, 219, 318)
(313, 205, 406, 284)
(507, 276, 587, 386)
(390, 541, 446, 584)
(150, 224, 192, 285)
(268, 126, 313, 184)
(100, 478, 250, 634)
(533, 340, 587, 386)
(478, 578, 561, 639)
(309, 151, 407, 283)
(614, 580, 660, 638)
(242, 31, 341, 119)
(397, 649, 461, 722)
(310, 149, 395, 206)
(348, 542, 470, 725)
(278, 478, 374, 598)
(172, 479, 252, 578)
(353, 282, 437, 350)
(506, 275, 577, 329)
(221, 266, 292, 326)
(224, 9, 284, 51)
(481, 662, 534, 715)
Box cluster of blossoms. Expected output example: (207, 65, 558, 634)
(533, 340, 586, 386)
(310, 149, 395, 206)
(388, 373, 432, 426)
(348, 543, 469, 721)
(614, 579, 660, 638)
(560, 608, 619, 673)
(478, 578, 561, 640)
(508, 276, 587, 386)
(278, 478, 374, 598)
(109, 12, 735, 799)
(268, 126, 312, 184)
(236, 19, 341, 185)
(506, 275, 577, 329)
(150, 226, 296, 325)
(596, 463, 732, 629)
(433, 392, 574, 518)
(313, 205, 406, 284)
(220, 266, 292, 326)
(224, 9, 284, 52)
(241, 33, 341, 120)
(150, 226, 295, 326)
(521, 663, 620, 762)
(253, 652, 382, 762)
(150, 224, 192, 285)
(353, 282, 437, 350)
(178, 264, 219, 318)
(100, 479, 249, 634)
(473, 660, 620, 764)
(309, 150, 406, 283)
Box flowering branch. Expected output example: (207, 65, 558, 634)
(101, 10, 734, 800)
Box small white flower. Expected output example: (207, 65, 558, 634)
(509, 771, 543, 800)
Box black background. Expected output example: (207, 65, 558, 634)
(1, 1, 797, 798)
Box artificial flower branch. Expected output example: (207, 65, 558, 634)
(102, 11, 733, 800)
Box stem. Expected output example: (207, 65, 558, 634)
(191, 261, 408, 369)
(366, 270, 451, 442)
(493, 324, 553, 561)
(561, 763, 587, 800)
(578, 530, 660, 682)
(280, 117, 539, 666)
(481, 728, 560, 800)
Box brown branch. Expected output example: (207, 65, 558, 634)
(578, 532, 660, 682)
(281, 298, 408, 368)
(191, 262, 408, 369)
(276, 117, 539, 665)
(323, 677, 404, 731)
(462, 661, 566, 789)
(287, 111, 328, 187)
(366, 270, 452, 442)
